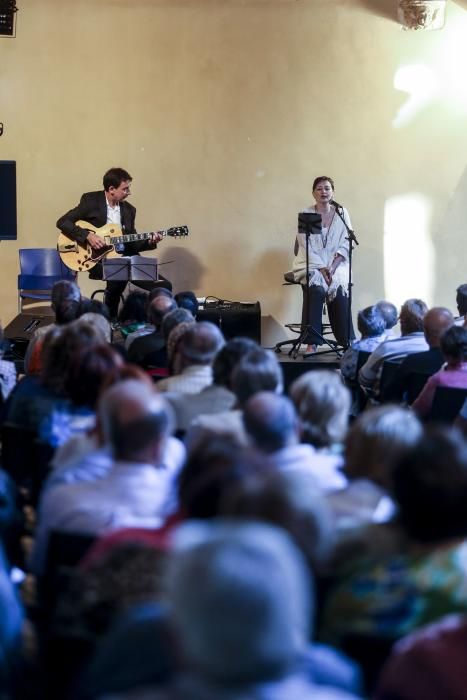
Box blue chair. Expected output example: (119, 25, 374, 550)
(18, 248, 77, 312)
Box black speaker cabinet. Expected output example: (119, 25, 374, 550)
(198, 301, 261, 343)
(3, 312, 54, 360)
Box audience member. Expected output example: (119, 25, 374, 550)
(382, 306, 454, 403)
(166, 337, 257, 435)
(375, 300, 398, 335)
(243, 391, 347, 491)
(186, 347, 283, 448)
(412, 324, 467, 417)
(289, 370, 351, 453)
(152, 521, 362, 700)
(31, 379, 180, 574)
(156, 322, 224, 394)
(24, 279, 82, 375)
(359, 298, 429, 396)
(174, 291, 199, 318)
(128, 294, 177, 368)
(340, 305, 386, 384)
(321, 427, 467, 648)
(123, 287, 174, 350)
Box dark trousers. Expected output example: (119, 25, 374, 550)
(104, 275, 172, 319)
(301, 284, 355, 347)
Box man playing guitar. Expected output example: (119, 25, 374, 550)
(56, 167, 171, 319)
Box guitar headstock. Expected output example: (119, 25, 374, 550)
(165, 225, 189, 238)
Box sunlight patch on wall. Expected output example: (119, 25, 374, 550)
(384, 194, 434, 308)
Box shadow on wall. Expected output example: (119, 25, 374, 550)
(158, 246, 205, 294)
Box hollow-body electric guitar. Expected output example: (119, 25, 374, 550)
(57, 220, 189, 272)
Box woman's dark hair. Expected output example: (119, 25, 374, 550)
(178, 436, 266, 519)
(175, 291, 199, 317)
(212, 337, 258, 388)
(440, 325, 467, 363)
(65, 344, 124, 408)
(118, 291, 148, 325)
(393, 426, 467, 543)
(312, 176, 335, 191)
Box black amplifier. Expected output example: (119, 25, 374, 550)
(198, 301, 261, 343)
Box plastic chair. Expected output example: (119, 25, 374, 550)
(18, 248, 77, 312)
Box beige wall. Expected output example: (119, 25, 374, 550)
(1, 0, 466, 342)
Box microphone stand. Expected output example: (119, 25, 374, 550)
(333, 204, 358, 349)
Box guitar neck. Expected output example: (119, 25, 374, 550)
(109, 230, 170, 245)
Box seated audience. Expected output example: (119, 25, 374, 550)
(5, 318, 106, 443)
(24, 279, 82, 375)
(166, 337, 257, 435)
(359, 298, 429, 396)
(123, 287, 174, 350)
(321, 427, 467, 649)
(327, 406, 423, 566)
(375, 300, 398, 336)
(31, 379, 180, 575)
(289, 370, 351, 454)
(117, 291, 149, 340)
(375, 612, 467, 700)
(174, 291, 199, 317)
(156, 321, 224, 394)
(243, 391, 347, 491)
(149, 520, 362, 700)
(186, 347, 283, 449)
(340, 305, 386, 384)
(127, 294, 177, 369)
(382, 306, 454, 403)
(412, 324, 467, 417)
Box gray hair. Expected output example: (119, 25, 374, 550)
(166, 520, 311, 683)
(289, 370, 351, 448)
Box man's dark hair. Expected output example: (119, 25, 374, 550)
(456, 284, 467, 315)
(52, 280, 82, 325)
(213, 337, 258, 388)
(175, 291, 199, 317)
(103, 168, 132, 191)
(440, 325, 467, 362)
(243, 393, 297, 453)
(161, 308, 194, 342)
(231, 348, 283, 406)
(357, 305, 386, 338)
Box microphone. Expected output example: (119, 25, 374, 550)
(331, 199, 343, 210)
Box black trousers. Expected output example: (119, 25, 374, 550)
(104, 274, 172, 319)
(301, 284, 355, 347)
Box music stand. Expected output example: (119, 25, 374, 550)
(293, 212, 342, 359)
(103, 256, 158, 283)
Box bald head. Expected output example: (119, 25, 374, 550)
(243, 392, 298, 453)
(99, 379, 173, 462)
(148, 294, 177, 327)
(423, 307, 454, 348)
